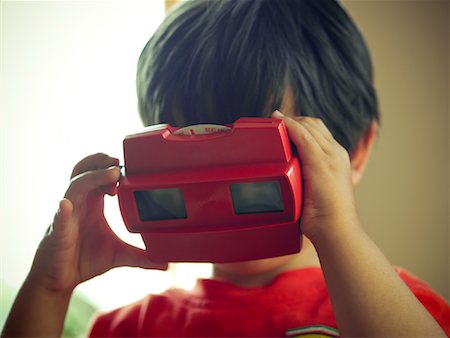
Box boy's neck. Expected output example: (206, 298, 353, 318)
(212, 238, 320, 288)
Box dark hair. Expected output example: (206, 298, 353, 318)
(137, 0, 379, 153)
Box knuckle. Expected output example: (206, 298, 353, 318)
(311, 117, 328, 131)
(300, 130, 314, 143)
(317, 119, 327, 129)
(335, 145, 350, 161)
(305, 116, 320, 123)
(94, 152, 109, 158)
(77, 153, 101, 166)
(299, 116, 315, 123)
(87, 153, 110, 169)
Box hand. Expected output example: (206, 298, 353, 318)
(272, 111, 446, 337)
(28, 153, 167, 296)
(272, 111, 360, 243)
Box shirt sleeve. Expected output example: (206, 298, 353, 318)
(396, 267, 450, 336)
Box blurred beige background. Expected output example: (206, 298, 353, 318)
(343, 0, 449, 300)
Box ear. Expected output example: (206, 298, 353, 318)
(350, 121, 378, 185)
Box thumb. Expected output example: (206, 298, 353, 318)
(51, 199, 77, 245)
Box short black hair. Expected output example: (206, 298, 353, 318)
(137, 0, 379, 153)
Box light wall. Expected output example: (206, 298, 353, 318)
(343, 1, 449, 299)
(0, 0, 213, 312)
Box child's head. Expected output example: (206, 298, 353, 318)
(136, 0, 379, 154)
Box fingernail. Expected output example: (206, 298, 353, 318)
(272, 110, 284, 118)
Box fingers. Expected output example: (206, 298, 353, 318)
(273, 110, 332, 146)
(69, 153, 121, 198)
(65, 166, 121, 201)
(272, 110, 350, 173)
(292, 115, 335, 144)
(71, 153, 119, 179)
(272, 111, 325, 165)
(278, 114, 320, 151)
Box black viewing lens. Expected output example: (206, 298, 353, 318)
(230, 181, 284, 214)
(134, 188, 187, 221)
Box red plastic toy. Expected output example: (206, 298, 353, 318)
(117, 118, 303, 263)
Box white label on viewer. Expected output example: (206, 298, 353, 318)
(173, 124, 231, 136)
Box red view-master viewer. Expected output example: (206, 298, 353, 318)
(117, 118, 303, 263)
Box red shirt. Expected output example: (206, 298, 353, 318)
(89, 267, 450, 337)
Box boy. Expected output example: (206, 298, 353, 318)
(3, 0, 449, 337)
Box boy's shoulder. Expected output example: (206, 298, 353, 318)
(395, 267, 447, 302)
(394, 267, 450, 333)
